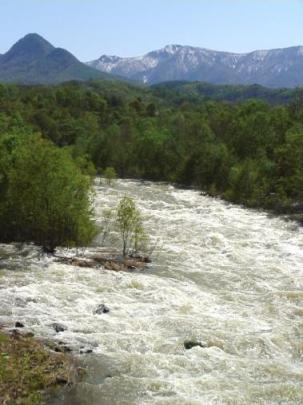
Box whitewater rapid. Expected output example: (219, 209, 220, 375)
(0, 179, 302, 404)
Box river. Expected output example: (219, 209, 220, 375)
(0, 179, 303, 404)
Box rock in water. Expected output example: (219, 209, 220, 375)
(80, 348, 93, 354)
(15, 321, 24, 328)
(94, 304, 110, 314)
(54, 345, 72, 353)
(51, 323, 67, 333)
(184, 340, 207, 350)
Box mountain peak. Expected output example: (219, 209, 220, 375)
(3, 33, 54, 64)
(0, 33, 114, 84)
(162, 44, 183, 54)
(11, 33, 53, 51)
(21, 33, 50, 42)
(98, 55, 122, 63)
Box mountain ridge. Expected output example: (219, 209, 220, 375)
(2, 35, 303, 88)
(87, 44, 303, 88)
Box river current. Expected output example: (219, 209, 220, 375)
(0, 179, 303, 404)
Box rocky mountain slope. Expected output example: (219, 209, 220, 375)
(88, 44, 303, 88)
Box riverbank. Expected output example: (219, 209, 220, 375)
(0, 327, 76, 405)
(0, 244, 150, 404)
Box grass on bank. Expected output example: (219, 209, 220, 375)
(0, 330, 73, 405)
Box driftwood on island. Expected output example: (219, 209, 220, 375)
(54, 249, 151, 271)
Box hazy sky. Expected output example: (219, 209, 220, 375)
(1, 0, 303, 61)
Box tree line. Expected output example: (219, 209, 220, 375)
(0, 80, 303, 249)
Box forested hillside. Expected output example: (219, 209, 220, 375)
(1, 80, 303, 218)
(152, 82, 296, 106)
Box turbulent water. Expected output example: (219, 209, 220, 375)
(0, 179, 303, 404)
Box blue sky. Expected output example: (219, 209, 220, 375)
(1, 0, 303, 61)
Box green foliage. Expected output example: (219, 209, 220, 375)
(152, 81, 294, 106)
(0, 131, 96, 251)
(273, 126, 303, 202)
(116, 196, 147, 257)
(103, 166, 117, 185)
(0, 80, 302, 217)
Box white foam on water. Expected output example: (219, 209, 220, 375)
(0, 179, 303, 404)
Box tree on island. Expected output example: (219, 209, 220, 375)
(116, 196, 148, 257)
(103, 166, 117, 185)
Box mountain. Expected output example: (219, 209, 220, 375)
(0, 34, 113, 84)
(88, 44, 303, 88)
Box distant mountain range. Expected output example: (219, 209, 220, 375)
(0, 34, 113, 84)
(1, 34, 303, 89)
(88, 44, 303, 88)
